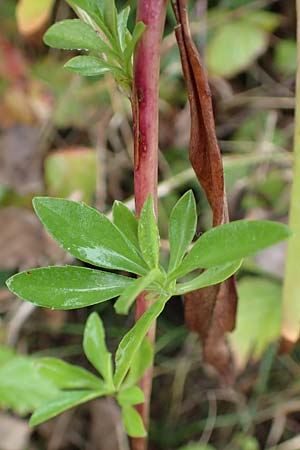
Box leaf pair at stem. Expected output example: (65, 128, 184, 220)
(6, 191, 290, 436)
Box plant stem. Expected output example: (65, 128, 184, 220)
(131, 1, 167, 449)
(282, 0, 300, 346)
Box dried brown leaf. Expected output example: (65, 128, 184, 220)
(173, 0, 238, 375)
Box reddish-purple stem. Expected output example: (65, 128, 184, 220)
(131, 1, 167, 449)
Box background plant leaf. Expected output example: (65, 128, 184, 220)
(230, 277, 282, 370)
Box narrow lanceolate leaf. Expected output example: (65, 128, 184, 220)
(36, 358, 103, 390)
(121, 405, 147, 438)
(113, 201, 139, 248)
(117, 386, 145, 407)
(64, 56, 115, 77)
(123, 338, 153, 388)
(138, 196, 160, 269)
(175, 260, 242, 295)
(117, 7, 131, 51)
(44, 19, 107, 52)
(102, 0, 118, 37)
(124, 22, 146, 67)
(168, 190, 197, 272)
(6, 266, 133, 310)
(33, 198, 148, 275)
(172, 220, 291, 279)
(114, 269, 160, 315)
(83, 313, 114, 388)
(30, 390, 105, 427)
(114, 295, 169, 389)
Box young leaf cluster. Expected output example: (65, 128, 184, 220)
(30, 312, 152, 438)
(6, 190, 290, 437)
(43, 0, 145, 94)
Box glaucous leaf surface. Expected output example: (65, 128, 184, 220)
(117, 386, 145, 406)
(113, 200, 139, 248)
(172, 220, 290, 278)
(123, 338, 153, 388)
(7, 266, 133, 310)
(168, 190, 197, 272)
(83, 313, 114, 388)
(36, 358, 102, 390)
(114, 269, 160, 315)
(65, 56, 115, 77)
(114, 294, 169, 389)
(175, 260, 242, 295)
(44, 19, 107, 52)
(33, 198, 148, 275)
(121, 405, 147, 438)
(30, 390, 105, 426)
(138, 196, 159, 269)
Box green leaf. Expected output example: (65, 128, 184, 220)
(114, 294, 169, 389)
(274, 39, 297, 76)
(117, 386, 144, 406)
(44, 19, 107, 53)
(36, 358, 103, 390)
(175, 260, 242, 295)
(207, 21, 267, 78)
(114, 269, 160, 315)
(83, 313, 114, 388)
(64, 56, 116, 77)
(44, 148, 97, 204)
(7, 266, 133, 310)
(0, 352, 59, 415)
(123, 338, 153, 388)
(33, 197, 148, 275)
(138, 196, 159, 269)
(121, 405, 147, 438)
(30, 390, 104, 426)
(113, 201, 139, 248)
(102, 0, 118, 36)
(171, 220, 290, 279)
(117, 7, 130, 51)
(124, 21, 146, 67)
(168, 190, 197, 272)
(16, 0, 55, 36)
(246, 10, 281, 32)
(230, 277, 282, 370)
(179, 445, 216, 450)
